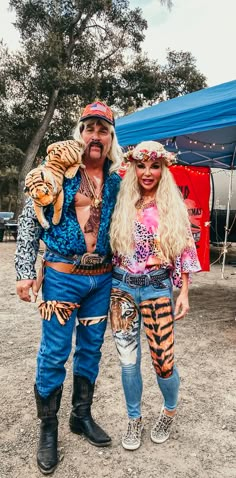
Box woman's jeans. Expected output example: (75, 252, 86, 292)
(110, 268, 180, 419)
(36, 264, 112, 398)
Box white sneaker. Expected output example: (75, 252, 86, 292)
(151, 407, 175, 444)
(122, 418, 144, 450)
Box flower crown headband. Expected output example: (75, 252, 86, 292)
(123, 147, 176, 167)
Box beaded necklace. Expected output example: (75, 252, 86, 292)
(136, 197, 156, 210)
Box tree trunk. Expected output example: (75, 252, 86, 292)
(15, 88, 60, 219)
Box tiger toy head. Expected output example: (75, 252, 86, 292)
(24, 167, 60, 230)
(24, 167, 57, 207)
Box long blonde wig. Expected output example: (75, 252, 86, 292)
(73, 119, 123, 174)
(110, 142, 191, 263)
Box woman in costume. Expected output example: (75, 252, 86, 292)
(109, 140, 201, 450)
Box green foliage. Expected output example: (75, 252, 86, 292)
(102, 55, 164, 112)
(9, 0, 147, 96)
(0, 144, 25, 169)
(161, 49, 207, 99)
(160, 0, 173, 8)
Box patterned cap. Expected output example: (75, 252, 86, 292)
(80, 101, 115, 126)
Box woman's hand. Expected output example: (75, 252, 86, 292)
(174, 272, 189, 320)
(174, 291, 189, 320)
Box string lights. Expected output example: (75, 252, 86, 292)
(170, 164, 209, 175)
(164, 135, 236, 150)
(184, 135, 236, 150)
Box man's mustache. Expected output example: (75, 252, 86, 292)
(88, 140, 104, 152)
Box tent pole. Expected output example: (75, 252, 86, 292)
(221, 147, 236, 278)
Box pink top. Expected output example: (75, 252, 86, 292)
(112, 203, 201, 287)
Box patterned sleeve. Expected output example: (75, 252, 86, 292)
(14, 198, 42, 280)
(172, 234, 201, 288)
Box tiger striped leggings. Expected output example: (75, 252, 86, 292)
(110, 270, 180, 419)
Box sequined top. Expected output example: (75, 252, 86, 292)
(112, 202, 201, 287)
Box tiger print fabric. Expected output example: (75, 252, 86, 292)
(140, 296, 174, 378)
(79, 317, 107, 326)
(110, 288, 139, 366)
(110, 289, 138, 334)
(38, 300, 80, 325)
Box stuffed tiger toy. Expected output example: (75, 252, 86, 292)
(24, 140, 85, 230)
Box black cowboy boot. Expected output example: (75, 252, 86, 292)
(34, 385, 63, 475)
(69, 375, 111, 447)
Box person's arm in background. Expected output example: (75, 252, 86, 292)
(15, 198, 42, 302)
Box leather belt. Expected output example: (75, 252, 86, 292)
(46, 249, 111, 265)
(45, 261, 112, 275)
(112, 269, 169, 287)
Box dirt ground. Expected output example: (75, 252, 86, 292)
(0, 240, 236, 478)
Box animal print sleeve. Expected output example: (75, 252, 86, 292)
(172, 235, 201, 288)
(15, 198, 42, 280)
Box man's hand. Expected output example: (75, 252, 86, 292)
(16, 279, 38, 302)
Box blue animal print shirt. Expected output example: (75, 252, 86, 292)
(15, 161, 121, 280)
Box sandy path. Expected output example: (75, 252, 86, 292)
(0, 241, 236, 478)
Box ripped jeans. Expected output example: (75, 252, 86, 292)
(36, 264, 112, 398)
(110, 267, 180, 419)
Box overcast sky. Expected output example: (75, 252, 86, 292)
(1, 0, 235, 87)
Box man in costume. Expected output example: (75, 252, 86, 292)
(15, 101, 122, 474)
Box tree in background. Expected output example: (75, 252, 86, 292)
(0, 42, 25, 211)
(0, 0, 207, 216)
(161, 49, 207, 99)
(7, 0, 151, 216)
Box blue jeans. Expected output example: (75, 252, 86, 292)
(36, 265, 112, 398)
(110, 268, 180, 419)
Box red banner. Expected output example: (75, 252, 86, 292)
(170, 165, 210, 271)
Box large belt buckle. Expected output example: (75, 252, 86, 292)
(125, 274, 135, 287)
(126, 274, 145, 287)
(80, 253, 103, 265)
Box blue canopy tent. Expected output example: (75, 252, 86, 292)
(116, 80, 236, 275)
(116, 79, 236, 169)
